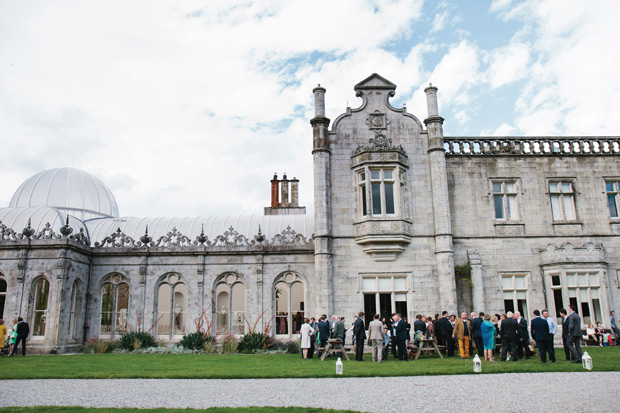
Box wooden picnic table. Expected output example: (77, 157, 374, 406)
(414, 338, 444, 360)
(320, 339, 351, 361)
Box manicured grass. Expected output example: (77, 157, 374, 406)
(0, 347, 617, 379)
(0, 408, 358, 413)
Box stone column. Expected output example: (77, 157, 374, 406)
(311, 84, 333, 316)
(468, 250, 484, 312)
(424, 84, 457, 314)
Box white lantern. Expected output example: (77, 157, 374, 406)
(473, 354, 482, 373)
(336, 357, 343, 375)
(582, 351, 593, 371)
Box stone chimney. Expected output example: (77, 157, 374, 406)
(280, 173, 289, 207)
(290, 177, 299, 207)
(270, 173, 279, 208)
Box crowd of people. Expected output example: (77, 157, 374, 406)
(0, 317, 30, 356)
(297, 306, 620, 363)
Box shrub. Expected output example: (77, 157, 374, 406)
(119, 331, 157, 351)
(238, 332, 277, 353)
(204, 341, 217, 354)
(83, 337, 116, 354)
(220, 334, 239, 354)
(284, 340, 300, 354)
(180, 332, 213, 350)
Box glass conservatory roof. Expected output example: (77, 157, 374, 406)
(9, 167, 119, 221)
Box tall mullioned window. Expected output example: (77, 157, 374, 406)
(362, 275, 408, 328)
(606, 180, 620, 218)
(501, 274, 528, 317)
(549, 181, 576, 221)
(215, 273, 246, 335)
(100, 274, 130, 336)
(358, 167, 398, 217)
(157, 273, 188, 337)
(32, 278, 50, 336)
(492, 180, 518, 220)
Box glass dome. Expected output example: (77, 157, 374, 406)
(9, 167, 119, 221)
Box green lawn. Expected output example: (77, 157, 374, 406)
(0, 347, 617, 379)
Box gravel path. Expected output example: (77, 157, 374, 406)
(1, 372, 618, 412)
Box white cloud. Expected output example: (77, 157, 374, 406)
(485, 42, 530, 88)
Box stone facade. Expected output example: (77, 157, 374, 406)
(1, 73, 619, 353)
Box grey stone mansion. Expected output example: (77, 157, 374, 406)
(1, 74, 619, 353)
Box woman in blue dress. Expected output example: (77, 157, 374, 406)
(481, 314, 496, 362)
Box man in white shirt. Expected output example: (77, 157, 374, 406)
(542, 309, 557, 363)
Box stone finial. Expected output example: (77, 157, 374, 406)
(140, 225, 152, 245)
(60, 216, 73, 237)
(22, 218, 34, 239)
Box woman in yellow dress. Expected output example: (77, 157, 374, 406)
(0, 319, 7, 354)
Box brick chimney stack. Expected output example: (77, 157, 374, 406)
(265, 172, 306, 216)
(270, 173, 279, 208)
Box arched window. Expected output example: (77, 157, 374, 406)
(68, 280, 81, 339)
(214, 273, 246, 335)
(100, 274, 129, 336)
(157, 273, 188, 337)
(32, 278, 50, 336)
(274, 272, 305, 335)
(0, 275, 6, 320)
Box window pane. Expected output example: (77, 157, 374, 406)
(35, 279, 50, 311)
(589, 274, 598, 286)
(566, 274, 575, 286)
(606, 182, 614, 192)
(231, 283, 245, 335)
(568, 289, 577, 298)
(393, 277, 406, 291)
(275, 282, 288, 335)
(0, 278, 6, 292)
(116, 283, 129, 333)
(550, 195, 562, 220)
(505, 182, 516, 193)
(590, 288, 599, 299)
(371, 170, 380, 180)
(551, 275, 561, 286)
(492, 183, 502, 193)
(394, 292, 407, 301)
(579, 289, 588, 301)
(549, 183, 559, 192)
(371, 183, 382, 214)
(578, 274, 587, 286)
(503, 291, 512, 300)
(364, 293, 377, 329)
(561, 183, 572, 192)
(563, 195, 576, 220)
(157, 283, 172, 335)
(516, 291, 526, 299)
(553, 289, 564, 318)
(494, 196, 504, 219)
(384, 170, 393, 179)
(502, 277, 512, 290)
(515, 277, 526, 289)
(593, 299, 602, 324)
(608, 195, 618, 218)
(360, 172, 365, 181)
(504, 299, 515, 313)
(378, 278, 390, 291)
(507, 196, 518, 219)
(384, 183, 395, 214)
(361, 184, 367, 216)
(362, 278, 376, 291)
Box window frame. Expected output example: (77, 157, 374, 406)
(99, 274, 130, 337)
(605, 179, 620, 219)
(156, 273, 188, 338)
(491, 179, 520, 221)
(548, 179, 577, 221)
(360, 274, 408, 328)
(274, 272, 305, 337)
(32, 277, 50, 337)
(547, 270, 603, 327)
(357, 166, 401, 218)
(214, 273, 246, 336)
(499, 273, 529, 318)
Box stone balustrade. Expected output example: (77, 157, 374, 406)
(444, 136, 620, 156)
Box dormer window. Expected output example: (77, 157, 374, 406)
(358, 167, 398, 217)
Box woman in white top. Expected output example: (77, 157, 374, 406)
(300, 318, 315, 359)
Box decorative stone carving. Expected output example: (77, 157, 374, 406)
(353, 133, 406, 156)
(552, 223, 582, 236)
(540, 242, 606, 265)
(268, 225, 312, 247)
(495, 224, 525, 236)
(152, 227, 192, 247)
(95, 228, 139, 248)
(366, 111, 389, 130)
(354, 219, 413, 262)
(34, 223, 61, 240)
(69, 228, 89, 245)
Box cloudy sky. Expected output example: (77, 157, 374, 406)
(1, 0, 619, 219)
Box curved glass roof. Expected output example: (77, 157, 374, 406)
(0, 207, 88, 239)
(86, 214, 314, 245)
(9, 167, 119, 221)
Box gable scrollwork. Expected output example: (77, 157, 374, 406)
(0, 219, 89, 246)
(95, 228, 140, 248)
(353, 133, 406, 156)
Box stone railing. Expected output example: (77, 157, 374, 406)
(444, 136, 620, 156)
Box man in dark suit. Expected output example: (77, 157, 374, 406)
(566, 304, 583, 363)
(353, 311, 366, 361)
(560, 309, 571, 360)
(500, 311, 519, 361)
(437, 311, 450, 348)
(9, 317, 30, 357)
(393, 313, 408, 361)
(413, 314, 426, 335)
(531, 309, 554, 363)
(471, 312, 484, 356)
(515, 311, 532, 360)
(316, 315, 330, 357)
